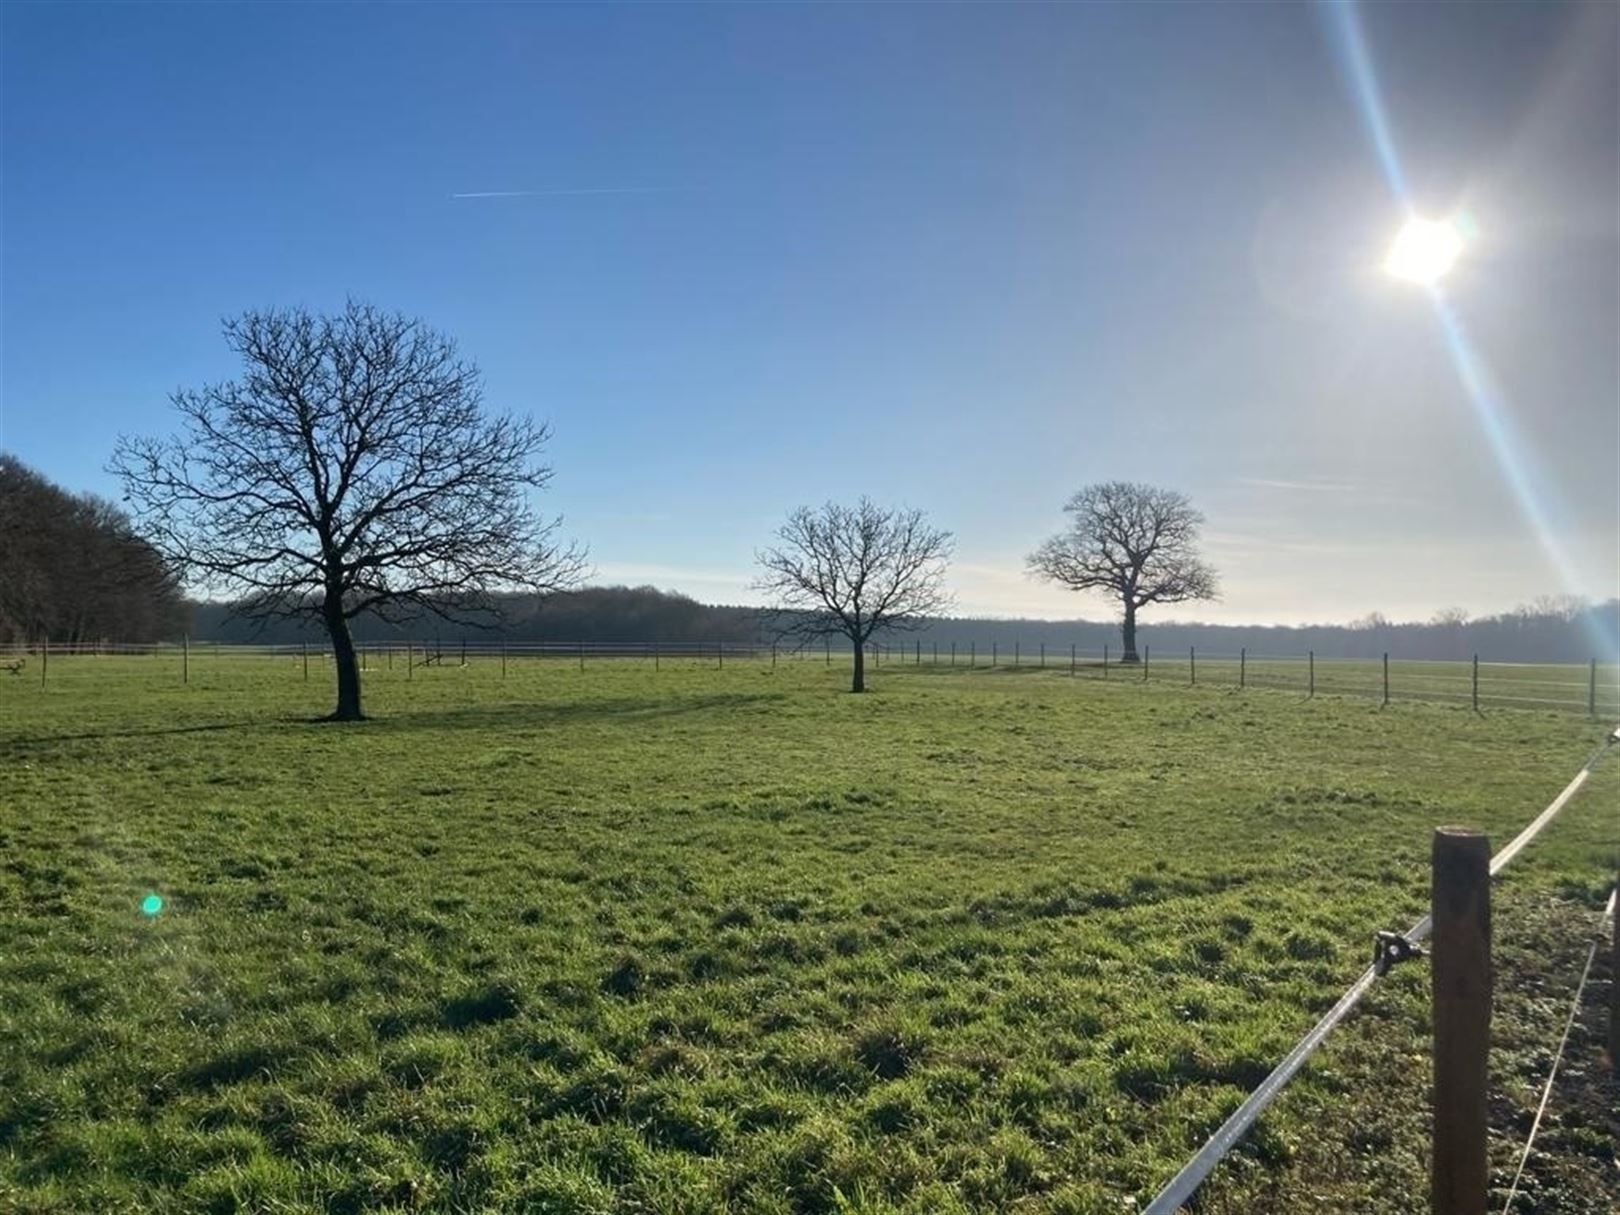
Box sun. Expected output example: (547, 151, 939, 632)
(1384, 216, 1463, 285)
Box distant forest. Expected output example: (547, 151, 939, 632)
(192, 585, 1620, 665)
(0, 455, 187, 644)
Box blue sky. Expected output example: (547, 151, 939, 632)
(3, 1, 1615, 623)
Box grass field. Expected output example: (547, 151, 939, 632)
(2, 659, 1616, 1213)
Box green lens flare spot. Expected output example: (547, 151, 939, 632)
(141, 893, 165, 917)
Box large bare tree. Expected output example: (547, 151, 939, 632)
(1028, 482, 1216, 663)
(756, 498, 952, 692)
(111, 302, 583, 719)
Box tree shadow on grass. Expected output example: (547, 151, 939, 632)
(0, 718, 284, 754)
(0, 692, 788, 754)
(370, 690, 790, 733)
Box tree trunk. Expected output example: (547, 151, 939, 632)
(323, 603, 364, 720)
(851, 636, 866, 693)
(1120, 602, 1140, 664)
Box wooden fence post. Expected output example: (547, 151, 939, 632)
(183, 633, 189, 684)
(1070, 643, 1076, 676)
(1189, 645, 1195, 686)
(41, 636, 48, 688)
(1240, 646, 1246, 689)
(992, 642, 997, 668)
(1383, 652, 1390, 706)
(971, 641, 976, 667)
(1103, 643, 1108, 678)
(1471, 655, 1478, 713)
(1431, 827, 1491, 1215)
(501, 642, 507, 679)
(1308, 650, 1314, 699)
(303, 640, 309, 682)
(1590, 658, 1597, 718)
(1143, 645, 1149, 681)
(461, 636, 467, 667)
(1040, 643, 1045, 669)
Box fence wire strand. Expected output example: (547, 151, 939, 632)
(1497, 890, 1612, 1214)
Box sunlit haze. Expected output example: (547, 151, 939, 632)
(3, 2, 1615, 625)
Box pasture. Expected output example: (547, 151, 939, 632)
(1, 658, 1615, 1213)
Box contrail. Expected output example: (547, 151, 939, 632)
(450, 186, 687, 199)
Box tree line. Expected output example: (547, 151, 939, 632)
(0, 455, 186, 645)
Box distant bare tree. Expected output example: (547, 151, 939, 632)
(111, 302, 584, 720)
(1028, 482, 1217, 663)
(756, 499, 952, 692)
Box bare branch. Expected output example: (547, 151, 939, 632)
(1027, 481, 1217, 660)
(110, 300, 585, 718)
(755, 498, 952, 691)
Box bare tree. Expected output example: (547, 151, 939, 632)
(111, 302, 584, 719)
(756, 498, 952, 692)
(1027, 482, 1216, 663)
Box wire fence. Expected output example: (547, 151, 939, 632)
(1143, 728, 1619, 1213)
(6, 637, 1617, 716)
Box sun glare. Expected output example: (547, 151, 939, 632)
(1384, 216, 1463, 284)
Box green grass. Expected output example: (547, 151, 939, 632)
(2, 658, 1615, 1213)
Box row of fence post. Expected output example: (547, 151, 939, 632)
(15, 641, 1613, 715)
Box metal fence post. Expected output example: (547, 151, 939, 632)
(1103, 643, 1108, 678)
(1143, 645, 1149, 681)
(1040, 643, 1045, 669)
(1471, 654, 1478, 712)
(971, 641, 976, 667)
(992, 642, 997, 668)
(303, 639, 309, 681)
(1239, 646, 1246, 689)
(41, 636, 47, 687)
(183, 633, 189, 684)
(1308, 650, 1314, 699)
(501, 642, 507, 679)
(1383, 652, 1390, 706)
(1432, 827, 1491, 1215)
(1590, 658, 1597, 718)
(1070, 643, 1076, 676)
(1189, 645, 1195, 686)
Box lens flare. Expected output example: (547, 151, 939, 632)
(141, 893, 164, 917)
